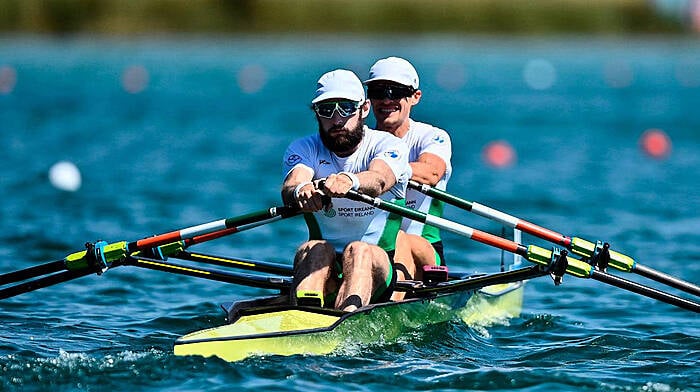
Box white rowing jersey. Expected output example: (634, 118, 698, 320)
(282, 126, 411, 253)
(401, 119, 452, 243)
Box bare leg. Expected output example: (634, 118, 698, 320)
(406, 234, 439, 281)
(391, 230, 416, 301)
(335, 241, 391, 312)
(391, 232, 438, 301)
(292, 240, 335, 305)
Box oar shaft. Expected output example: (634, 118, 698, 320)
(409, 180, 570, 246)
(348, 189, 700, 313)
(0, 260, 66, 285)
(129, 206, 294, 252)
(174, 251, 293, 275)
(127, 256, 290, 290)
(409, 181, 700, 298)
(592, 270, 700, 313)
(633, 264, 700, 297)
(1, 206, 298, 300)
(349, 190, 527, 256)
(0, 270, 93, 300)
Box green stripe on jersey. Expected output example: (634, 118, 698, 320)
(421, 198, 444, 243)
(378, 198, 406, 252)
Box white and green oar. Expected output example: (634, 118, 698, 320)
(346, 189, 700, 313)
(408, 180, 700, 298)
(0, 206, 297, 299)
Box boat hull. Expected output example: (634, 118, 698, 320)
(173, 281, 524, 362)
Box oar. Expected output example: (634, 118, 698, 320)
(123, 254, 291, 290)
(0, 206, 297, 299)
(346, 190, 700, 313)
(171, 251, 293, 275)
(408, 180, 700, 297)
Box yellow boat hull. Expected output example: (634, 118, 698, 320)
(174, 281, 524, 362)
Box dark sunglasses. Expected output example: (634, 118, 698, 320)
(312, 101, 361, 119)
(367, 84, 415, 100)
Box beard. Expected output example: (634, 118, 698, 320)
(318, 117, 365, 155)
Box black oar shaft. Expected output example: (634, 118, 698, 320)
(409, 180, 474, 211)
(174, 251, 293, 275)
(591, 270, 700, 313)
(632, 264, 700, 297)
(0, 260, 66, 285)
(127, 256, 290, 290)
(0, 270, 93, 300)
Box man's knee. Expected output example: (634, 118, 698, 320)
(296, 240, 335, 262)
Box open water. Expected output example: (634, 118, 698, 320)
(0, 35, 699, 391)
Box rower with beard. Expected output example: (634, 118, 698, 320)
(282, 69, 411, 312)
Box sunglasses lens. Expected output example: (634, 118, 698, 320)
(314, 101, 359, 118)
(367, 85, 413, 100)
(314, 103, 336, 118)
(336, 101, 359, 116)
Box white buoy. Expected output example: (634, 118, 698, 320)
(48, 161, 82, 192)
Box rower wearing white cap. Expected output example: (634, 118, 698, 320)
(365, 57, 453, 299)
(282, 69, 411, 311)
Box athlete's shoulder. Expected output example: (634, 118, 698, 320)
(283, 134, 325, 168)
(410, 119, 449, 136)
(409, 119, 451, 145)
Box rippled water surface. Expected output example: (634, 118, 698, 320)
(1, 35, 699, 391)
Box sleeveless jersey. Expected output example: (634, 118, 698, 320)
(282, 127, 411, 253)
(401, 119, 452, 243)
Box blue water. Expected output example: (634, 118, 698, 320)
(1, 35, 699, 391)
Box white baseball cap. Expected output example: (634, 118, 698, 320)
(311, 69, 366, 104)
(364, 57, 419, 89)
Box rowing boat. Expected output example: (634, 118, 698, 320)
(174, 282, 524, 361)
(173, 228, 530, 362)
(173, 273, 525, 362)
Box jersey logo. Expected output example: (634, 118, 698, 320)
(319, 159, 330, 165)
(433, 135, 445, 144)
(383, 150, 399, 159)
(322, 207, 336, 218)
(286, 154, 302, 166)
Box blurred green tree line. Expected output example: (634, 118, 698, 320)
(0, 0, 689, 35)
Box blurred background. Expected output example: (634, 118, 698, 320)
(1, 0, 699, 35)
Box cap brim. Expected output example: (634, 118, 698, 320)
(363, 76, 394, 85)
(312, 92, 362, 104)
(363, 76, 415, 88)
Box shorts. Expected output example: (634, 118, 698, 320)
(331, 249, 396, 304)
(431, 241, 446, 266)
